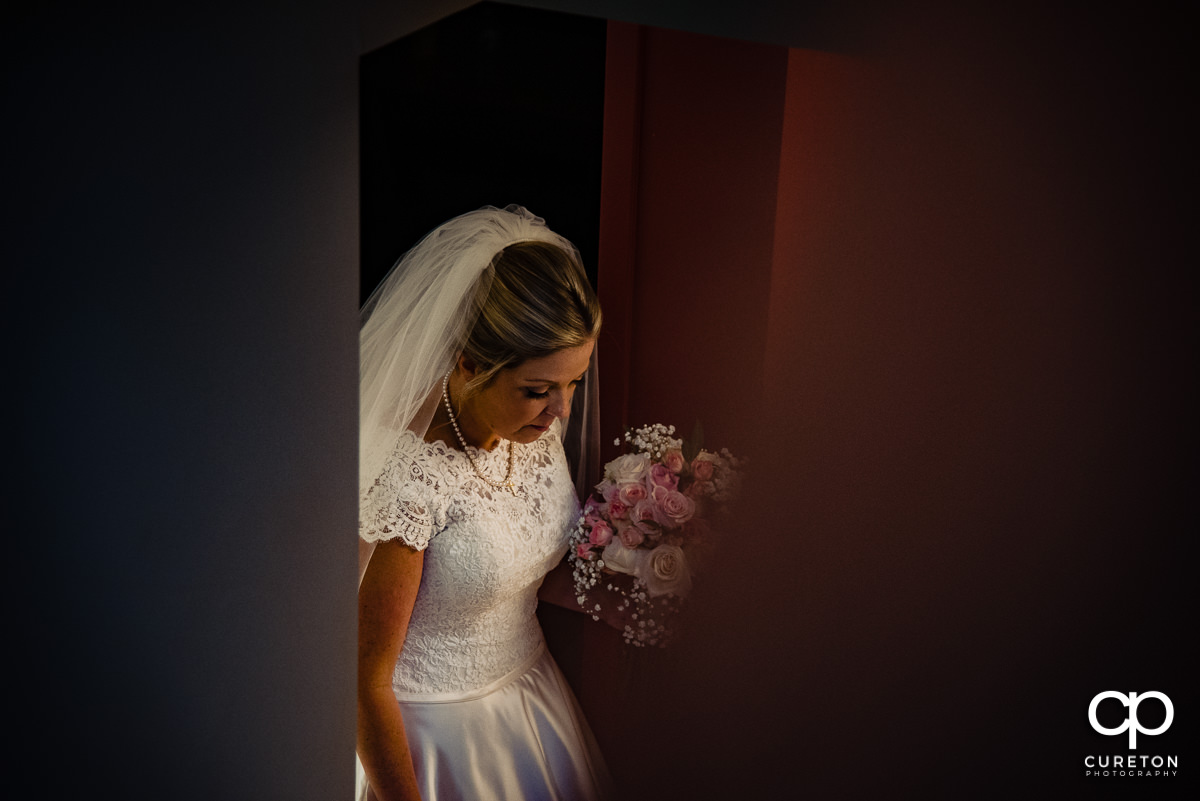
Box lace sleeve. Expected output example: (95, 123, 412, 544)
(359, 437, 448, 551)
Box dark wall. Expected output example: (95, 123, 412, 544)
(629, 6, 1196, 796)
(8, 2, 361, 798)
(578, 5, 1194, 798)
(359, 2, 606, 304)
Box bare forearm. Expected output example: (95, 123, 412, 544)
(536, 559, 579, 610)
(357, 686, 422, 801)
(538, 560, 636, 631)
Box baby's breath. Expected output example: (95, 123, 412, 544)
(568, 511, 675, 648)
(622, 423, 683, 461)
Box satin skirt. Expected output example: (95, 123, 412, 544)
(357, 644, 612, 800)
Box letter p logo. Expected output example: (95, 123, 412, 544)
(1088, 691, 1174, 749)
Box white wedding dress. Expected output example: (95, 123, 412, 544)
(358, 420, 611, 801)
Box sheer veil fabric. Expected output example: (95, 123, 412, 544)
(358, 205, 600, 586)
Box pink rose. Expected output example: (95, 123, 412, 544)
(583, 498, 605, 520)
(576, 542, 593, 560)
(691, 454, 716, 481)
(618, 524, 645, 548)
(607, 499, 629, 520)
(662, 449, 685, 474)
(630, 498, 665, 534)
(648, 463, 679, 491)
(588, 520, 614, 547)
(658, 490, 695, 526)
(618, 482, 648, 506)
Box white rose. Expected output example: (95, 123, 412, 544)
(605, 453, 651, 484)
(600, 539, 646, 576)
(639, 544, 693, 598)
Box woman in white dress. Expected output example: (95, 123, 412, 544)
(356, 206, 612, 801)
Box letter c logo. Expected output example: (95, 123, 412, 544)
(1088, 691, 1174, 749)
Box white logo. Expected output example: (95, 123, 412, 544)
(1088, 691, 1174, 749)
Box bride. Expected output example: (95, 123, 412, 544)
(356, 206, 612, 800)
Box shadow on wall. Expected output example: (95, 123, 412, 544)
(588, 4, 1194, 799)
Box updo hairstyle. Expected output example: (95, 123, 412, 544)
(460, 240, 601, 396)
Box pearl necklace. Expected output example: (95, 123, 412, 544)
(442, 371, 518, 496)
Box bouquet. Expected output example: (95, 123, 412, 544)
(568, 423, 742, 647)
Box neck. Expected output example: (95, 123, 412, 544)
(433, 372, 501, 452)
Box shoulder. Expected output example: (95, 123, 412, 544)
(359, 431, 454, 550)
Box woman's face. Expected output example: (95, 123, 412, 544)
(465, 340, 595, 447)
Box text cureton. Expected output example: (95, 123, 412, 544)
(1085, 755, 1178, 768)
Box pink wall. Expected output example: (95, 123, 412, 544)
(589, 23, 791, 776)
(590, 8, 1192, 797)
(597, 23, 788, 462)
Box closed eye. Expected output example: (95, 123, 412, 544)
(523, 377, 584, 400)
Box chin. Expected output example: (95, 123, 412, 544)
(513, 425, 551, 442)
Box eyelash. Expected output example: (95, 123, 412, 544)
(524, 379, 582, 400)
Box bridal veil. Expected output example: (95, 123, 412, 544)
(358, 205, 600, 583)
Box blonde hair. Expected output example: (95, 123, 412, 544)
(462, 240, 601, 394)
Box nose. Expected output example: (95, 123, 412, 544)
(547, 390, 571, 419)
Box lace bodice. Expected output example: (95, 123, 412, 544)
(360, 422, 579, 696)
